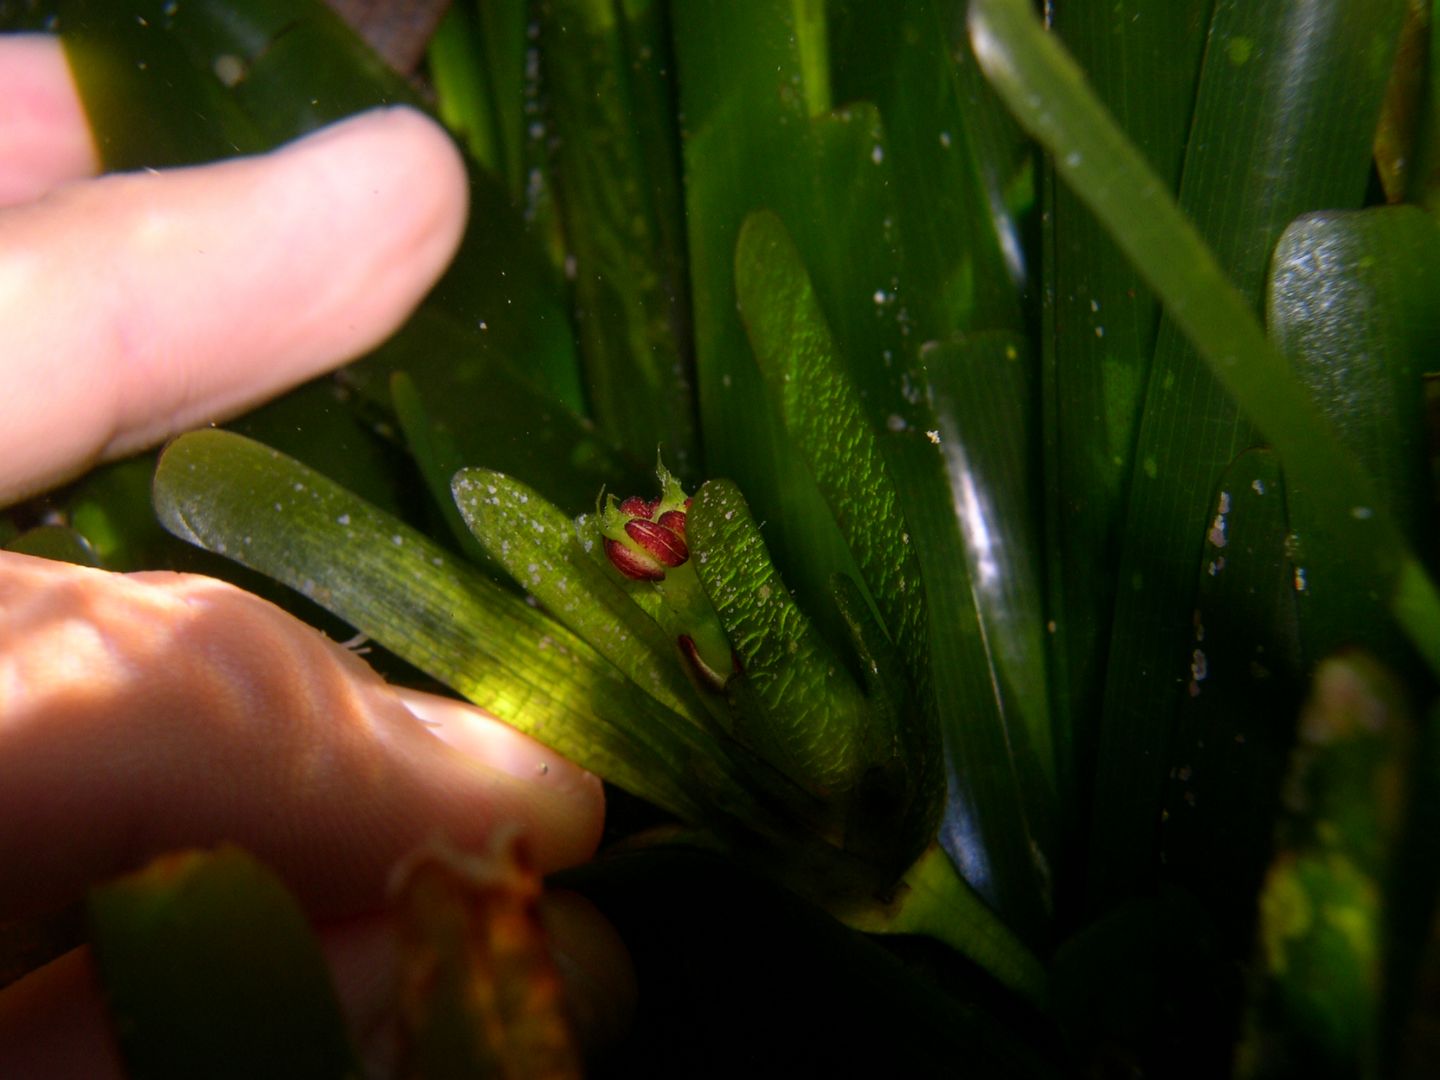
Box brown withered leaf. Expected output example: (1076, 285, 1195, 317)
(391, 831, 583, 1080)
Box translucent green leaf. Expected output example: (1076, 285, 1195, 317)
(3, 525, 100, 567)
(428, 0, 527, 195)
(88, 846, 361, 1079)
(152, 429, 708, 824)
(451, 466, 708, 728)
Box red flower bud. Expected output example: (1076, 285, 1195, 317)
(625, 517, 689, 567)
(619, 496, 657, 518)
(604, 537, 666, 581)
(657, 509, 687, 542)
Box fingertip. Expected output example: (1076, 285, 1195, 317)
(0, 35, 99, 207)
(397, 689, 607, 872)
(0, 947, 124, 1079)
(540, 890, 638, 1056)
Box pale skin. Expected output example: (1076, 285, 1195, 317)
(0, 35, 631, 1074)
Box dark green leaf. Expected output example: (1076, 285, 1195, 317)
(1157, 448, 1301, 954)
(3, 525, 100, 566)
(1239, 655, 1411, 1078)
(1040, 0, 1210, 783)
(829, 0, 1023, 337)
(968, 0, 1440, 914)
(540, 0, 697, 476)
(880, 333, 1055, 938)
(88, 846, 360, 1079)
(1270, 207, 1440, 669)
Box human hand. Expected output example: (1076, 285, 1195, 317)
(0, 34, 630, 1073)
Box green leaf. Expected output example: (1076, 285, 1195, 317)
(1157, 448, 1302, 954)
(451, 466, 708, 728)
(688, 480, 880, 810)
(1238, 655, 1411, 1078)
(389, 372, 491, 563)
(880, 333, 1055, 938)
(1269, 207, 1440, 669)
(539, 0, 697, 476)
(428, 0, 527, 194)
(967, 0, 1440, 914)
(1040, 0, 1210, 780)
(152, 429, 710, 824)
(734, 209, 926, 680)
(60, 0, 591, 461)
(733, 208, 942, 874)
(88, 846, 361, 1079)
(675, 0, 924, 652)
(3, 525, 100, 567)
(346, 308, 641, 517)
(828, 0, 1023, 337)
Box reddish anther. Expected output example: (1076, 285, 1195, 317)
(625, 518, 688, 567)
(678, 634, 734, 692)
(657, 509, 687, 541)
(619, 496, 657, 518)
(603, 537, 666, 581)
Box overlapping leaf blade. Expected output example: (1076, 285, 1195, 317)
(540, 0, 697, 477)
(152, 429, 713, 824)
(968, 0, 1439, 916)
(1041, 0, 1210, 797)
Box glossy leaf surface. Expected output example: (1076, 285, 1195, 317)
(1269, 207, 1440, 669)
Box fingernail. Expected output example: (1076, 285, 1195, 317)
(395, 688, 596, 793)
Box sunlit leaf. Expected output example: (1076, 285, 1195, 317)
(152, 429, 710, 824)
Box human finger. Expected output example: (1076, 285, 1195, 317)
(0, 35, 97, 207)
(0, 105, 468, 504)
(0, 551, 604, 922)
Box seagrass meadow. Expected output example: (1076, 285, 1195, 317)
(3, 0, 1440, 1075)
